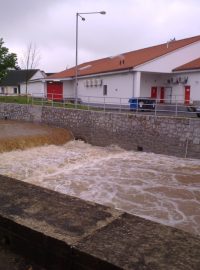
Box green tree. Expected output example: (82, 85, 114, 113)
(0, 38, 18, 82)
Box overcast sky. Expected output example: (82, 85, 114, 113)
(1, 0, 200, 72)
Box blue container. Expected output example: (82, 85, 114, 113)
(128, 98, 139, 110)
(129, 98, 155, 111)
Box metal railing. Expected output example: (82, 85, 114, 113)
(0, 93, 199, 118)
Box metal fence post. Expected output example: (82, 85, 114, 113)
(154, 99, 157, 117)
(175, 102, 178, 116)
(88, 96, 90, 110)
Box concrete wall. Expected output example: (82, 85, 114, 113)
(77, 72, 133, 104)
(21, 81, 45, 97)
(63, 80, 74, 98)
(140, 72, 170, 99)
(20, 70, 46, 96)
(140, 71, 200, 103)
(172, 71, 200, 102)
(0, 86, 18, 95)
(1, 175, 200, 270)
(60, 69, 200, 105)
(0, 103, 199, 159)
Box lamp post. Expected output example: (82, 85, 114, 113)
(75, 11, 106, 105)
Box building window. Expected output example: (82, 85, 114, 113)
(13, 87, 18, 94)
(103, 85, 107, 96)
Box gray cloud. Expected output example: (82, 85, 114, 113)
(0, 0, 200, 72)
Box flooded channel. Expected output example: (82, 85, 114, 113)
(0, 134, 200, 236)
(0, 120, 72, 152)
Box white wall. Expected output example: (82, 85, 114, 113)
(19, 70, 46, 96)
(133, 72, 141, 97)
(20, 81, 45, 97)
(140, 72, 171, 97)
(20, 84, 26, 95)
(28, 82, 45, 97)
(172, 71, 200, 102)
(187, 72, 200, 101)
(30, 70, 46, 80)
(63, 80, 74, 98)
(136, 41, 200, 73)
(140, 71, 200, 103)
(78, 72, 133, 105)
(0, 86, 18, 95)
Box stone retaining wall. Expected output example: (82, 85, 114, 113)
(0, 103, 200, 158)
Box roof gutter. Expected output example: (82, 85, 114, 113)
(45, 68, 134, 82)
(172, 68, 200, 73)
(45, 77, 73, 82)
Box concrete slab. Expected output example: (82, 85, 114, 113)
(74, 213, 200, 270)
(0, 174, 200, 269)
(0, 175, 120, 244)
(0, 245, 44, 270)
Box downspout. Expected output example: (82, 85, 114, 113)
(132, 71, 135, 97)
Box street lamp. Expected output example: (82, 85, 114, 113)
(75, 11, 106, 105)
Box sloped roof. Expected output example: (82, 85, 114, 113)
(173, 57, 200, 71)
(47, 35, 200, 80)
(0, 69, 38, 86)
(45, 72, 55, 76)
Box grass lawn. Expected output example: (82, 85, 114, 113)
(0, 95, 101, 111)
(0, 95, 31, 104)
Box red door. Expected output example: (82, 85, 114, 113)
(151, 87, 157, 99)
(47, 82, 63, 101)
(184, 86, 190, 105)
(160, 87, 165, 103)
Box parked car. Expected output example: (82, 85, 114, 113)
(187, 105, 200, 117)
(196, 106, 200, 117)
(129, 98, 156, 111)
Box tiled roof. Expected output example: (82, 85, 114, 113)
(47, 35, 200, 80)
(173, 57, 200, 71)
(0, 69, 38, 86)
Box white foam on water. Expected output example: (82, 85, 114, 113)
(0, 140, 200, 235)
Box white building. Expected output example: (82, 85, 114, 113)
(172, 58, 200, 104)
(46, 35, 200, 105)
(0, 69, 47, 97)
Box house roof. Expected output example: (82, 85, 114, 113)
(45, 72, 55, 76)
(0, 69, 39, 86)
(47, 35, 200, 80)
(173, 57, 200, 71)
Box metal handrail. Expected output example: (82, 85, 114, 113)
(0, 93, 199, 117)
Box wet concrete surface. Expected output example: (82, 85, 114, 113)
(0, 245, 44, 270)
(75, 213, 200, 270)
(0, 175, 120, 245)
(0, 175, 200, 269)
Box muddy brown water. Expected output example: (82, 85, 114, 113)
(0, 120, 72, 152)
(0, 120, 200, 236)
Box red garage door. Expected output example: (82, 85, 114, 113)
(47, 82, 63, 101)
